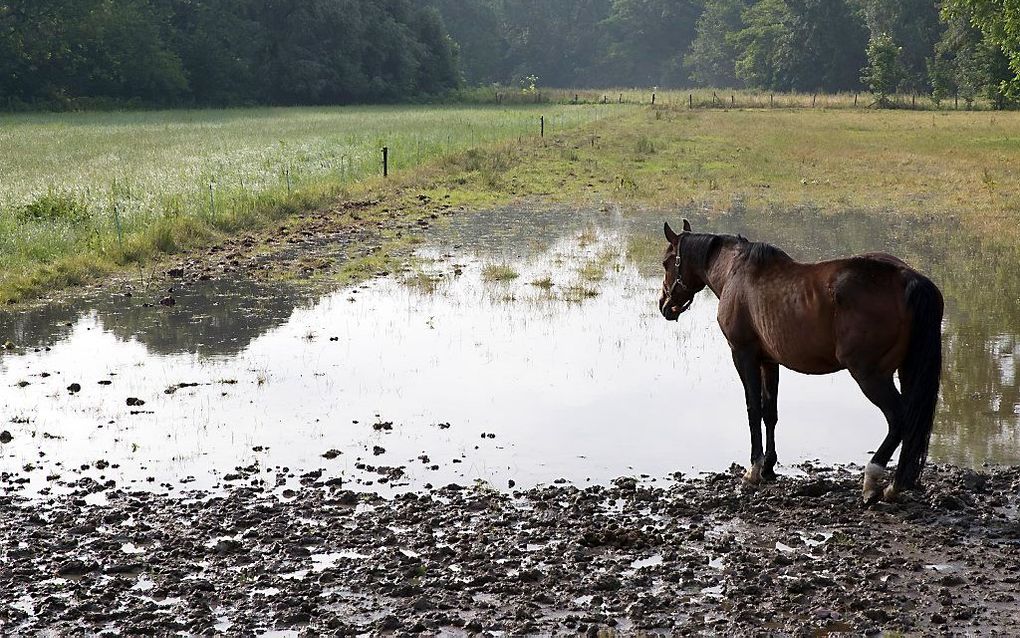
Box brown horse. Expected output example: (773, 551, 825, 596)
(659, 220, 943, 503)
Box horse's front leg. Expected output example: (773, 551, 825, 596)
(732, 349, 765, 484)
(761, 362, 780, 482)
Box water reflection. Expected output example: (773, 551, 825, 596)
(0, 278, 312, 358)
(0, 205, 1016, 496)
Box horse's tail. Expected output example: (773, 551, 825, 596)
(895, 274, 944, 489)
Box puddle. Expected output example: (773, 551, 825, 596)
(310, 550, 370, 572)
(630, 554, 664, 569)
(0, 205, 1017, 494)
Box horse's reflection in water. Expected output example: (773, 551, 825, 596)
(659, 219, 943, 504)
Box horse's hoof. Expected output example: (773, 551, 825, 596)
(882, 484, 898, 502)
(743, 461, 763, 485)
(761, 468, 778, 483)
(862, 488, 882, 506)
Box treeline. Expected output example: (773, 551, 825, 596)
(429, 0, 1017, 108)
(0, 0, 460, 108)
(3, 0, 1018, 110)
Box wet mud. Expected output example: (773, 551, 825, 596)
(2, 463, 1019, 635)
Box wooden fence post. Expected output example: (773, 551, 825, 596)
(540, 116, 544, 138)
(689, 93, 693, 109)
(651, 93, 656, 105)
(382, 147, 388, 177)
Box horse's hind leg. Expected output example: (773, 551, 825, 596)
(761, 362, 780, 482)
(850, 371, 904, 504)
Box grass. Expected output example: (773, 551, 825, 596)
(454, 86, 1004, 110)
(480, 264, 520, 282)
(529, 276, 554, 290)
(562, 284, 600, 302)
(6, 98, 1020, 302)
(405, 270, 444, 294)
(449, 106, 1020, 251)
(0, 104, 605, 302)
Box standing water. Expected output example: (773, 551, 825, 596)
(0, 206, 1017, 496)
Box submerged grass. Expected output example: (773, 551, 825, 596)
(480, 264, 520, 282)
(529, 276, 554, 290)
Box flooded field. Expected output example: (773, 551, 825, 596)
(1, 206, 1017, 497)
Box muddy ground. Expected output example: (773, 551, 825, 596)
(1, 462, 1019, 636)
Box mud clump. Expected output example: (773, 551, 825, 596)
(1, 464, 1018, 635)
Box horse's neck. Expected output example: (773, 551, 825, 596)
(701, 240, 741, 298)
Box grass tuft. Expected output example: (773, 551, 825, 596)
(529, 276, 554, 290)
(481, 264, 519, 282)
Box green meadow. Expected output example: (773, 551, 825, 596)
(0, 104, 605, 301)
(3, 100, 1020, 302)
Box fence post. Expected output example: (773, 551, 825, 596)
(619, 93, 623, 104)
(540, 116, 544, 138)
(730, 94, 735, 107)
(854, 93, 858, 107)
(382, 147, 388, 177)
(770, 94, 774, 108)
(912, 93, 916, 109)
(689, 93, 693, 109)
(651, 93, 656, 105)
(955, 92, 959, 109)
(812, 94, 817, 107)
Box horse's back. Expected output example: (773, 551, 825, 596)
(726, 251, 923, 375)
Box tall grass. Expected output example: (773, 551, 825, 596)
(0, 104, 604, 300)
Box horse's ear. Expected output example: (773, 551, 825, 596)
(664, 221, 679, 244)
(682, 218, 692, 233)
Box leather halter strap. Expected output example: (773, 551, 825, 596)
(666, 234, 694, 312)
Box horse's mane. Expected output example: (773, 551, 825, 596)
(684, 233, 792, 269)
(681, 233, 723, 272)
(741, 238, 792, 266)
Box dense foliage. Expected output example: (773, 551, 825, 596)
(1, 0, 1018, 108)
(0, 0, 461, 108)
(431, 0, 1016, 106)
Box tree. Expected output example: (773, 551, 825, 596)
(601, 0, 702, 87)
(424, 0, 504, 84)
(733, 0, 797, 90)
(685, 0, 747, 87)
(943, 0, 1020, 102)
(860, 0, 942, 93)
(862, 33, 902, 105)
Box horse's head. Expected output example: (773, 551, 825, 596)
(660, 219, 698, 321)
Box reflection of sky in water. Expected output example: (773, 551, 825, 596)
(0, 206, 1017, 495)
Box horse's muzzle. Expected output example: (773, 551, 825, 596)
(659, 294, 683, 321)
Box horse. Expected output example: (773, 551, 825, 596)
(658, 219, 943, 503)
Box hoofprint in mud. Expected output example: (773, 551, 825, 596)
(1, 463, 1019, 635)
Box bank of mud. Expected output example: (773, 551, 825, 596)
(1, 463, 1018, 636)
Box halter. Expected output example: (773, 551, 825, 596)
(665, 234, 695, 313)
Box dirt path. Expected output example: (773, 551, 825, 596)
(2, 463, 1018, 635)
